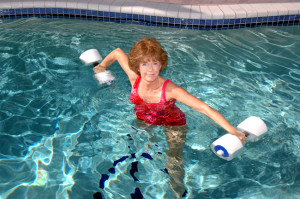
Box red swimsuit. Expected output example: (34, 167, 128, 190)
(130, 76, 186, 126)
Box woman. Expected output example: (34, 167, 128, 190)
(93, 37, 245, 198)
(93, 37, 245, 142)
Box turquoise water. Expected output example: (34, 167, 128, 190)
(0, 18, 299, 199)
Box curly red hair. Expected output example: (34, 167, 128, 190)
(128, 37, 168, 75)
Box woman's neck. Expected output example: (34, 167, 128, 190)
(141, 76, 162, 91)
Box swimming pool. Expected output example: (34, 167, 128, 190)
(0, 18, 299, 198)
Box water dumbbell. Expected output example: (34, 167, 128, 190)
(211, 116, 268, 161)
(79, 49, 115, 85)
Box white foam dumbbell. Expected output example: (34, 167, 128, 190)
(211, 116, 268, 161)
(79, 49, 115, 85)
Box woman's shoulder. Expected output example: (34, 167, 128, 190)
(164, 79, 186, 100)
(164, 78, 180, 89)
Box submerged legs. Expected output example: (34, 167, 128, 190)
(164, 126, 188, 199)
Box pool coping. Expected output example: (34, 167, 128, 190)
(0, 0, 300, 30)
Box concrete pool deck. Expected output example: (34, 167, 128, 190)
(0, 0, 299, 29)
(141, 0, 299, 5)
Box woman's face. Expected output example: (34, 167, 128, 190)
(138, 58, 162, 82)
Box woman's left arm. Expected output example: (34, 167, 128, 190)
(167, 82, 246, 142)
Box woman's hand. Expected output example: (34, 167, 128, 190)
(230, 130, 246, 143)
(94, 48, 137, 85)
(93, 64, 106, 74)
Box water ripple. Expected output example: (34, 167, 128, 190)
(0, 18, 299, 198)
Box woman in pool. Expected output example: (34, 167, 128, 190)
(93, 36, 245, 143)
(93, 37, 245, 198)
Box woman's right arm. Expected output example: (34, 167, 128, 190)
(93, 48, 137, 85)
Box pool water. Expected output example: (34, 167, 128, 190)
(0, 18, 299, 199)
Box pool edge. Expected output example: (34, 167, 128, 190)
(0, 0, 299, 30)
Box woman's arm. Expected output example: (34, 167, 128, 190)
(167, 82, 246, 142)
(93, 48, 137, 85)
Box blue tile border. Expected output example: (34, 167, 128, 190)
(0, 8, 299, 30)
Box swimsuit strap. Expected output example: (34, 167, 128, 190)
(133, 76, 142, 90)
(161, 80, 171, 102)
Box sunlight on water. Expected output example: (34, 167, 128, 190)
(0, 18, 299, 198)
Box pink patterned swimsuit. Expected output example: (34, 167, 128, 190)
(129, 76, 186, 126)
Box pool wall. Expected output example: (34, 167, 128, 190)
(0, 0, 299, 29)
